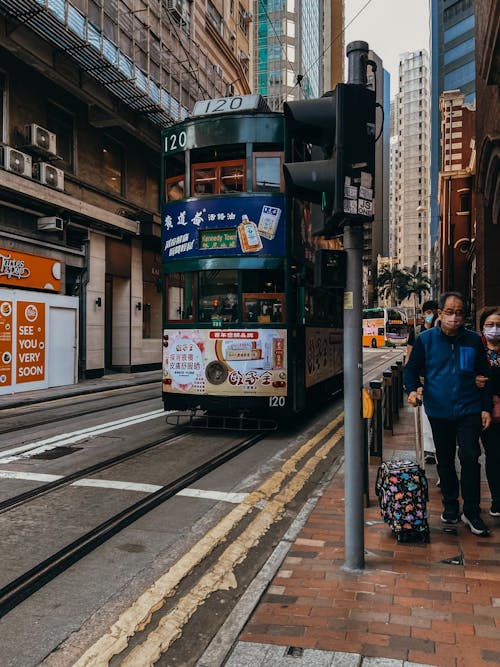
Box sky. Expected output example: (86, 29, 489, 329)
(344, 0, 430, 97)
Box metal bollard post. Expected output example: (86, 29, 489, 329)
(391, 364, 400, 420)
(369, 379, 383, 464)
(396, 360, 405, 407)
(383, 369, 393, 433)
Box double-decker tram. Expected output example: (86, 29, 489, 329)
(161, 94, 343, 427)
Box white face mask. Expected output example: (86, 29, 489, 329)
(483, 325, 500, 342)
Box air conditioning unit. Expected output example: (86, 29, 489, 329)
(33, 162, 64, 190)
(37, 216, 64, 232)
(25, 124, 57, 155)
(239, 50, 250, 61)
(0, 146, 32, 177)
(213, 63, 223, 76)
(241, 10, 253, 22)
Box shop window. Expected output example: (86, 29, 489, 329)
(47, 102, 74, 173)
(166, 272, 194, 321)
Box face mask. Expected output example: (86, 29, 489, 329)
(424, 314, 434, 324)
(441, 315, 462, 330)
(483, 325, 500, 342)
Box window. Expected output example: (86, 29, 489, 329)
(444, 37, 475, 65)
(165, 176, 185, 201)
(207, 1, 223, 35)
(100, 137, 124, 195)
(444, 15, 474, 43)
(444, 61, 475, 89)
(166, 272, 194, 321)
(0, 71, 6, 143)
(199, 269, 239, 322)
(459, 192, 470, 212)
(192, 160, 246, 195)
(253, 153, 283, 192)
(47, 102, 74, 172)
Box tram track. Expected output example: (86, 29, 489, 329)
(0, 383, 160, 436)
(0, 429, 270, 619)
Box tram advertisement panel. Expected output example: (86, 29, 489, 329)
(305, 327, 343, 388)
(162, 328, 287, 397)
(162, 195, 285, 260)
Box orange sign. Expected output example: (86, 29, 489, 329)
(16, 301, 46, 383)
(0, 300, 13, 387)
(0, 248, 61, 292)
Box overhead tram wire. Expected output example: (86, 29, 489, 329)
(285, 0, 376, 100)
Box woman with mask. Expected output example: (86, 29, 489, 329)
(477, 308, 500, 517)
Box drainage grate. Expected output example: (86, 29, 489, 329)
(31, 446, 82, 460)
(286, 646, 304, 658)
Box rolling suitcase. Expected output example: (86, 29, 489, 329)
(375, 459, 430, 543)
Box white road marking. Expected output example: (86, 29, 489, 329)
(0, 470, 247, 503)
(0, 409, 167, 463)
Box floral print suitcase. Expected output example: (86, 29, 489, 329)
(375, 459, 430, 543)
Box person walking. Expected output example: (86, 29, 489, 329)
(404, 291, 493, 536)
(476, 308, 500, 517)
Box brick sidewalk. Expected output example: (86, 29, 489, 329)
(237, 407, 500, 667)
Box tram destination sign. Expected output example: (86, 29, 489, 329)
(192, 95, 263, 117)
(199, 229, 237, 250)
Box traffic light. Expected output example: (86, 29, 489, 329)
(283, 83, 376, 236)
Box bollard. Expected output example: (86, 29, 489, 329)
(391, 364, 400, 420)
(369, 379, 383, 464)
(396, 359, 405, 407)
(383, 369, 393, 433)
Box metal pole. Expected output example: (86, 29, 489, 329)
(343, 40, 371, 572)
(343, 222, 364, 571)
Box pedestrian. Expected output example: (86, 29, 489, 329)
(403, 291, 493, 536)
(475, 308, 500, 517)
(406, 300, 439, 465)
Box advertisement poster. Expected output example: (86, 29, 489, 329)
(162, 328, 287, 397)
(0, 300, 13, 387)
(305, 327, 343, 388)
(162, 194, 286, 260)
(16, 301, 46, 384)
(0, 248, 61, 292)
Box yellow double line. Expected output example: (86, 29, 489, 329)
(74, 413, 344, 667)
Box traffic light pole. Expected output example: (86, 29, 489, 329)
(343, 41, 371, 571)
(343, 222, 365, 571)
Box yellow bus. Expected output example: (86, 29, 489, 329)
(362, 308, 409, 348)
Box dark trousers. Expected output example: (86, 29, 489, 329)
(428, 413, 482, 517)
(481, 422, 500, 507)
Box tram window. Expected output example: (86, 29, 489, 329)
(199, 269, 239, 322)
(192, 160, 246, 195)
(241, 269, 284, 294)
(165, 177, 185, 201)
(220, 163, 245, 192)
(193, 165, 217, 194)
(253, 153, 283, 192)
(166, 272, 194, 322)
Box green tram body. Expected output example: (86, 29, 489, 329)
(161, 96, 343, 422)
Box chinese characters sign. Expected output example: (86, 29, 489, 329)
(162, 328, 287, 397)
(162, 195, 286, 260)
(0, 300, 13, 387)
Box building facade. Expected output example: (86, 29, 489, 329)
(393, 50, 431, 275)
(0, 0, 252, 395)
(429, 0, 476, 291)
(438, 90, 475, 303)
(474, 0, 500, 317)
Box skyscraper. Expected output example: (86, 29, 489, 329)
(392, 51, 431, 273)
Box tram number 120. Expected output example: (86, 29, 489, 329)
(269, 396, 285, 407)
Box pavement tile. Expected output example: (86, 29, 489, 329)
(236, 405, 500, 667)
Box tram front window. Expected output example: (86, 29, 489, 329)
(254, 153, 282, 192)
(199, 270, 239, 322)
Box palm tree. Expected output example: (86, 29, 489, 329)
(397, 264, 431, 334)
(376, 267, 405, 306)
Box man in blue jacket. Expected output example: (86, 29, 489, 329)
(404, 291, 493, 536)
